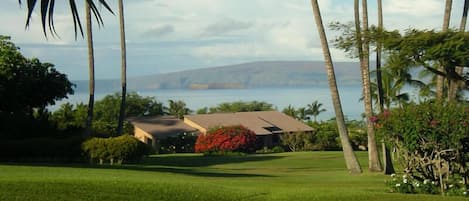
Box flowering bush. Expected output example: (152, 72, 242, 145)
(194, 125, 256, 155)
(375, 102, 469, 195)
(386, 174, 468, 196)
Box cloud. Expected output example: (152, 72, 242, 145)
(202, 18, 253, 36)
(141, 24, 175, 38)
(384, 0, 443, 17)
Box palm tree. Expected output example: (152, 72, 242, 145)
(375, 0, 385, 112)
(282, 105, 298, 119)
(307, 100, 326, 122)
(355, 0, 382, 172)
(19, 0, 113, 38)
(311, 0, 362, 174)
(84, 3, 95, 136)
(116, 0, 127, 135)
(19, 0, 113, 136)
(297, 107, 309, 121)
(449, 0, 469, 100)
(436, 0, 453, 100)
(166, 100, 191, 119)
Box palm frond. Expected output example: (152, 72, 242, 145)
(19, 0, 114, 39)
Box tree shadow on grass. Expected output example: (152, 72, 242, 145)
(141, 154, 285, 167)
(0, 154, 284, 178)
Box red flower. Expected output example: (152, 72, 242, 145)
(370, 116, 379, 123)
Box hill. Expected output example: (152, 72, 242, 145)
(73, 61, 362, 93)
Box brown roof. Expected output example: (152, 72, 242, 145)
(128, 116, 197, 138)
(184, 111, 314, 135)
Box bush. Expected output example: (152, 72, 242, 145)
(195, 125, 256, 155)
(280, 132, 314, 152)
(256, 146, 285, 154)
(82, 135, 149, 164)
(376, 102, 469, 195)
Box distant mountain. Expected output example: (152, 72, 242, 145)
(73, 61, 363, 93)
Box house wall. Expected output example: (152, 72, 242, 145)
(134, 126, 154, 144)
(183, 118, 208, 134)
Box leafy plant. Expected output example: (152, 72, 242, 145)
(195, 125, 256, 155)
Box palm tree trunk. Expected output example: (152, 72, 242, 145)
(377, 0, 395, 175)
(85, 2, 95, 137)
(311, 0, 362, 174)
(356, 0, 382, 172)
(376, 0, 385, 112)
(116, 0, 127, 135)
(437, 0, 453, 100)
(449, 0, 468, 101)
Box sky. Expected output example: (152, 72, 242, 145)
(0, 0, 467, 80)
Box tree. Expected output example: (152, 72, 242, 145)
(307, 100, 326, 122)
(208, 101, 274, 113)
(282, 105, 298, 119)
(166, 100, 191, 119)
(84, 3, 96, 136)
(19, 0, 113, 38)
(19, 0, 114, 136)
(0, 36, 73, 114)
(0, 36, 73, 137)
(449, 0, 469, 100)
(310, 0, 362, 174)
(355, 0, 382, 172)
(436, 0, 453, 100)
(116, 0, 128, 135)
(383, 29, 469, 97)
(297, 107, 309, 121)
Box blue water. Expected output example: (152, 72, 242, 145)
(57, 86, 365, 121)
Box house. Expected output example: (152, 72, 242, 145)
(184, 111, 314, 148)
(128, 116, 197, 148)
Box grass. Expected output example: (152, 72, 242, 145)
(0, 151, 466, 201)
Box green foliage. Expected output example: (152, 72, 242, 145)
(375, 102, 469, 194)
(0, 36, 73, 114)
(308, 121, 341, 151)
(307, 120, 367, 151)
(52, 92, 163, 136)
(165, 99, 192, 119)
(82, 135, 149, 164)
(280, 132, 314, 152)
(282, 105, 298, 119)
(0, 36, 73, 138)
(208, 101, 274, 113)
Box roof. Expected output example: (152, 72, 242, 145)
(184, 111, 314, 135)
(128, 116, 197, 138)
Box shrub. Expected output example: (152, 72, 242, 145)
(376, 102, 469, 195)
(280, 132, 314, 152)
(195, 125, 256, 155)
(82, 135, 149, 164)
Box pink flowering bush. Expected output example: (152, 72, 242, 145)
(375, 102, 469, 196)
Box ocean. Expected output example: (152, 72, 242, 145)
(55, 86, 365, 121)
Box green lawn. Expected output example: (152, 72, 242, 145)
(0, 152, 466, 201)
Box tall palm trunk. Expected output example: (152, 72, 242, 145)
(85, 2, 95, 136)
(116, 0, 127, 135)
(437, 0, 453, 100)
(311, 0, 362, 174)
(356, 0, 382, 172)
(449, 0, 469, 101)
(377, 0, 394, 175)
